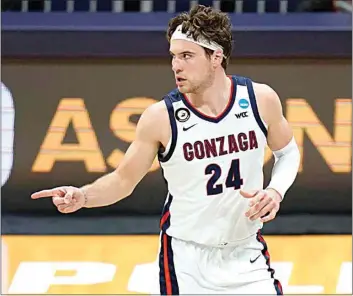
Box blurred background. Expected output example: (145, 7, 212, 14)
(1, 0, 352, 294)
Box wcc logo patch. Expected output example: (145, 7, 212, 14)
(175, 108, 190, 122)
(235, 111, 248, 119)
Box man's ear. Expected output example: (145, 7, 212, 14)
(212, 49, 224, 67)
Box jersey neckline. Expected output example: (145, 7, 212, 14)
(180, 75, 237, 123)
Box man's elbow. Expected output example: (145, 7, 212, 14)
(113, 170, 136, 199)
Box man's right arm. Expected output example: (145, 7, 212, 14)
(80, 101, 168, 208)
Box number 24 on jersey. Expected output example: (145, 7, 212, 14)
(205, 158, 243, 196)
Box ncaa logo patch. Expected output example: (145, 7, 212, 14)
(175, 108, 190, 122)
(238, 98, 249, 109)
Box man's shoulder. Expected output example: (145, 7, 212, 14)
(252, 81, 276, 95)
(143, 100, 168, 118)
(251, 82, 281, 109)
(142, 88, 182, 121)
(226, 75, 281, 115)
(228, 74, 271, 90)
(137, 100, 169, 141)
(250, 81, 283, 125)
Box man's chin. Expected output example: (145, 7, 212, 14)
(177, 86, 189, 94)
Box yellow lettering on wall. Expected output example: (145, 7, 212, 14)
(107, 97, 160, 172)
(286, 98, 351, 172)
(32, 97, 351, 175)
(32, 99, 106, 172)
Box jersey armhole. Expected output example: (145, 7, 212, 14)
(158, 95, 178, 163)
(245, 78, 268, 138)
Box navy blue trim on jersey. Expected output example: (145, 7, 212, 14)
(159, 233, 179, 295)
(159, 165, 178, 294)
(158, 95, 178, 163)
(246, 78, 268, 137)
(168, 90, 183, 103)
(234, 75, 247, 86)
(159, 165, 172, 232)
(180, 76, 237, 123)
(256, 231, 283, 295)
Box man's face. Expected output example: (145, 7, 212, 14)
(170, 39, 214, 94)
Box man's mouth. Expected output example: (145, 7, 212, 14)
(176, 77, 186, 84)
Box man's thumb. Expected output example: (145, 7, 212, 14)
(64, 190, 73, 204)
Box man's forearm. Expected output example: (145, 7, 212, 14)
(81, 171, 133, 208)
(266, 137, 300, 200)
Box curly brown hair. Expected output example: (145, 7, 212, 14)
(166, 4, 233, 70)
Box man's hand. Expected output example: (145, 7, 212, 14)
(31, 186, 86, 214)
(240, 188, 282, 223)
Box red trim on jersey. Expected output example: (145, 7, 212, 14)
(163, 233, 173, 295)
(183, 76, 234, 120)
(257, 231, 284, 295)
(160, 211, 170, 228)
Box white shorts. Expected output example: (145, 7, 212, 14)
(156, 231, 283, 295)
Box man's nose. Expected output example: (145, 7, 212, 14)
(172, 58, 182, 73)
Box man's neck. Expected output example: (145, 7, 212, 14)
(186, 73, 232, 115)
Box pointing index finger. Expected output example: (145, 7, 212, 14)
(31, 188, 65, 199)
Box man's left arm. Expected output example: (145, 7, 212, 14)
(242, 83, 300, 222)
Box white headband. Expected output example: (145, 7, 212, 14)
(171, 24, 226, 58)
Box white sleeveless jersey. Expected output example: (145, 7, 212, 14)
(158, 76, 268, 247)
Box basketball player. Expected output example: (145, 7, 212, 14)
(31, 5, 300, 294)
